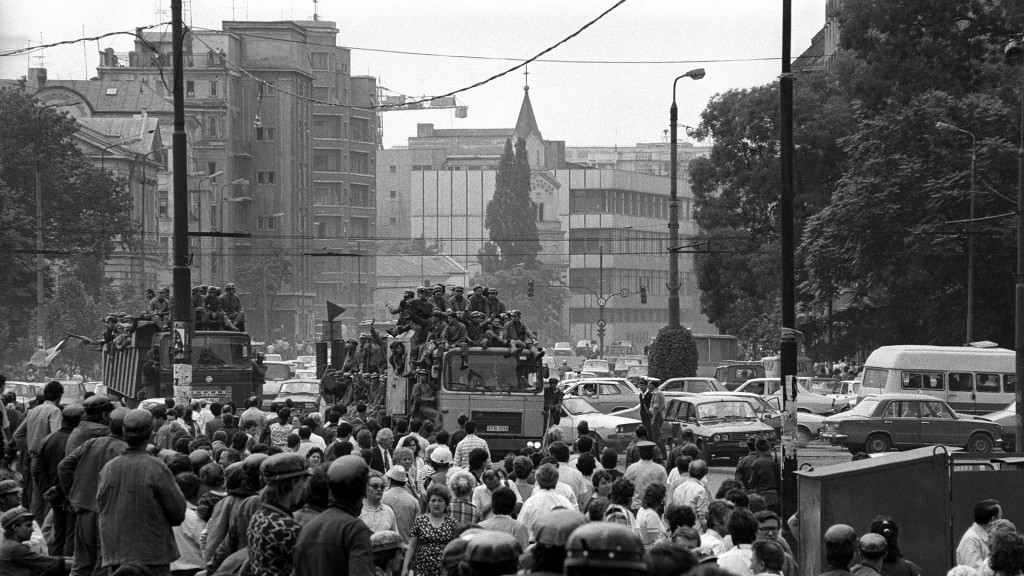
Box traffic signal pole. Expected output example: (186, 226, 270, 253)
(171, 0, 193, 391)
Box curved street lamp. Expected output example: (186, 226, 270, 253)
(936, 121, 977, 344)
(668, 68, 705, 329)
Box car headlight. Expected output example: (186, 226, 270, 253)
(712, 434, 721, 442)
(765, 431, 776, 440)
(720, 433, 730, 441)
(615, 425, 625, 433)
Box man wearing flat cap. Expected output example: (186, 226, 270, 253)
(819, 524, 859, 576)
(0, 506, 71, 576)
(31, 405, 82, 556)
(96, 409, 186, 575)
(293, 455, 374, 576)
(246, 453, 311, 576)
(851, 533, 887, 576)
(65, 395, 113, 456)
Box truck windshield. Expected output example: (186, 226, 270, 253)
(444, 353, 542, 393)
(161, 335, 251, 369)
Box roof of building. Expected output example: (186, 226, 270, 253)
(77, 115, 161, 155)
(792, 27, 828, 73)
(513, 87, 542, 141)
(38, 79, 174, 115)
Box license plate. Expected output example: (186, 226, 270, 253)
(487, 425, 510, 432)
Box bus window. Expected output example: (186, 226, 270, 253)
(977, 373, 1001, 393)
(861, 368, 888, 390)
(949, 373, 973, 392)
(902, 371, 944, 390)
(1005, 374, 1016, 393)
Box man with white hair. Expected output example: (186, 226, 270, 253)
(517, 464, 572, 542)
(370, 428, 394, 474)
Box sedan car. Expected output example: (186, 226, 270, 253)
(820, 393, 1003, 454)
(660, 395, 777, 462)
(805, 378, 860, 408)
(711, 391, 828, 447)
(981, 401, 1016, 452)
(558, 378, 641, 414)
(272, 379, 327, 414)
(659, 377, 723, 394)
(733, 378, 848, 415)
(581, 359, 613, 378)
(557, 395, 641, 453)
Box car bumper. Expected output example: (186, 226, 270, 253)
(821, 432, 848, 445)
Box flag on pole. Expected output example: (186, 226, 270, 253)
(26, 334, 94, 368)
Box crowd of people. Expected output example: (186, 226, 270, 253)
(0, 373, 1022, 576)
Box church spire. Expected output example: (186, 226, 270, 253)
(513, 67, 541, 142)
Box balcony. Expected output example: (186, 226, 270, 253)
(312, 204, 375, 218)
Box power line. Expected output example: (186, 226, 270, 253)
(0, 23, 169, 57)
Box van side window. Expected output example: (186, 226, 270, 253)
(1005, 374, 1016, 393)
(949, 373, 973, 392)
(901, 371, 944, 390)
(977, 373, 1000, 392)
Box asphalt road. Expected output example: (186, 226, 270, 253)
(705, 439, 852, 496)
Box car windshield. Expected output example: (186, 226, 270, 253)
(563, 397, 600, 415)
(847, 398, 881, 416)
(444, 353, 542, 393)
(698, 401, 757, 420)
(583, 360, 610, 371)
(265, 364, 291, 381)
(280, 381, 319, 395)
(162, 335, 251, 369)
(808, 380, 843, 395)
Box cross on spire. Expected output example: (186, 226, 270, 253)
(524, 64, 529, 91)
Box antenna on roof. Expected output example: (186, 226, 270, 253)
(313, 0, 319, 20)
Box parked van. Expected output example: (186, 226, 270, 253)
(761, 355, 813, 378)
(714, 362, 767, 391)
(859, 345, 1015, 414)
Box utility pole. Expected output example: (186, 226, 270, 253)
(171, 0, 193, 396)
(779, 0, 800, 535)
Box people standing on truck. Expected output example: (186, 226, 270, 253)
(486, 288, 506, 317)
(447, 286, 467, 315)
(439, 310, 470, 371)
(544, 378, 564, 431)
(429, 285, 449, 313)
(218, 283, 246, 332)
(504, 311, 540, 360)
(467, 285, 489, 317)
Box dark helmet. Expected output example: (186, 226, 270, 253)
(564, 523, 645, 575)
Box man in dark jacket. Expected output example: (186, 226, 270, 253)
(292, 455, 373, 576)
(31, 405, 82, 556)
(439, 310, 470, 370)
(467, 285, 489, 317)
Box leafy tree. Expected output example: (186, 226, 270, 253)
(483, 138, 542, 270)
(648, 326, 698, 380)
(0, 86, 132, 365)
(470, 265, 568, 343)
(236, 243, 293, 339)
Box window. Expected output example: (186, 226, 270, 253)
(1005, 374, 1016, 393)
(351, 184, 372, 207)
(599, 384, 620, 395)
(351, 117, 371, 141)
(256, 171, 276, 185)
(313, 115, 342, 139)
(922, 401, 953, 419)
(255, 127, 276, 141)
(206, 117, 219, 138)
(158, 191, 168, 217)
(901, 371, 945, 390)
(351, 217, 370, 236)
(207, 162, 218, 176)
(949, 373, 973, 392)
(209, 80, 218, 97)
(313, 87, 330, 102)
(314, 183, 343, 204)
(315, 222, 327, 238)
(977, 373, 1001, 392)
(311, 52, 328, 70)
(350, 152, 370, 174)
(389, 217, 397, 225)
(313, 150, 342, 172)
(389, 165, 397, 173)
(186, 80, 195, 97)
(389, 190, 397, 198)
(537, 203, 545, 221)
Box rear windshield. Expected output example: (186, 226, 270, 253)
(861, 368, 889, 389)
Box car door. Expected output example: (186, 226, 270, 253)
(599, 382, 630, 412)
(886, 401, 923, 447)
(947, 372, 976, 414)
(918, 400, 961, 447)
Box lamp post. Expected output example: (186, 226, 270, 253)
(1005, 38, 1024, 453)
(193, 171, 223, 284)
(669, 68, 705, 329)
(217, 178, 248, 285)
(936, 121, 978, 344)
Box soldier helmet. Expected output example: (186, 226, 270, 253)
(511, 310, 522, 317)
(488, 288, 498, 294)
(105, 314, 118, 322)
(225, 283, 236, 290)
(416, 286, 429, 295)
(453, 286, 464, 292)
(192, 286, 202, 293)
(472, 284, 483, 291)
(159, 287, 170, 294)
(434, 284, 446, 292)
(446, 309, 458, 317)
(403, 289, 415, 297)
(199, 285, 208, 291)
(564, 523, 645, 573)
(469, 311, 485, 319)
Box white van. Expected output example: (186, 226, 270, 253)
(859, 345, 1015, 414)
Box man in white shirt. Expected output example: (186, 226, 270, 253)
(717, 508, 758, 576)
(670, 459, 710, 528)
(359, 471, 397, 533)
(701, 499, 736, 556)
(957, 499, 1001, 569)
(623, 441, 667, 511)
(548, 442, 585, 502)
(519, 464, 572, 542)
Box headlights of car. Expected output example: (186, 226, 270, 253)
(765, 431, 776, 440)
(711, 433, 730, 442)
(526, 441, 543, 449)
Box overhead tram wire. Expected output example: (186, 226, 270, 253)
(0, 23, 169, 57)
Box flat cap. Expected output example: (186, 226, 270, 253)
(109, 407, 129, 429)
(62, 404, 85, 421)
(533, 508, 587, 547)
(371, 530, 408, 553)
(0, 479, 22, 495)
(465, 531, 521, 564)
(824, 524, 859, 556)
(261, 453, 312, 483)
(83, 394, 114, 414)
(0, 506, 33, 529)
(636, 440, 656, 448)
(123, 409, 154, 439)
(860, 532, 887, 554)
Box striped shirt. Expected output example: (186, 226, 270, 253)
(453, 434, 489, 469)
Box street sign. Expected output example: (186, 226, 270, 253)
(619, 288, 629, 297)
(597, 319, 607, 328)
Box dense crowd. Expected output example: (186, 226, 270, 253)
(0, 375, 1023, 576)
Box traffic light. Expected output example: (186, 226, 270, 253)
(640, 285, 648, 304)
(527, 279, 535, 298)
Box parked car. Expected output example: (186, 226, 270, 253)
(660, 395, 778, 462)
(558, 378, 640, 414)
(263, 353, 283, 362)
(575, 340, 594, 357)
(272, 379, 327, 414)
(820, 394, 1002, 454)
(3, 381, 44, 410)
(714, 362, 767, 390)
(626, 365, 649, 385)
(659, 377, 723, 394)
(295, 369, 317, 380)
(263, 361, 292, 382)
(733, 378, 848, 415)
(551, 342, 574, 356)
(556, 395, 641, 453)
(581, 359, 613, 378)
(805, 378, 860, 408)
(710, 391, 827, 447)
(981, 401, 1017, 452)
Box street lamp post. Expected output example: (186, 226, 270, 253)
(193, 171, 223, 283)
(669, 68, 705, 329)
(936, 121, 978, 344)
(1006, 38, 1024, 453)
(217, 178, 248, 285)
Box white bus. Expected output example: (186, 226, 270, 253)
(859, 345, 1015, 414)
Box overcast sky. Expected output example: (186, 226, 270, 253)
(0, 0, 825, 149)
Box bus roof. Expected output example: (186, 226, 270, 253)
(864, 345, 1014, 370)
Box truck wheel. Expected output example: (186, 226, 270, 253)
(797, 427, 812, 448)
(967, 433, 994, 454)
(866, 433, 891, 454)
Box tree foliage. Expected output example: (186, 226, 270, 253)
(483, 138, 542, 270)
(648, 326, 698, 380)
(470, 265, 568, 343)
(236, 243, 293, 339)
(0, 86, 132, 366)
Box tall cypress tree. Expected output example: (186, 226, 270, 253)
(483, 138, 542, 270)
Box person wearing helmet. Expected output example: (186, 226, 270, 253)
(246, 453, 312, 576)
(465, 311, 500, 350)
(466, 285, 489, 317)
(429, 285, 450, 313)
(439, 310, 470, 371)
(96, 409, 187, 574)
(564, 522, 647, 576)
(447, 286, 467, 315)
(293, 456, 374, 576)
(503, 310, 541, 360)
(486, 289, 506, 318)
(219, 283, 246, 332)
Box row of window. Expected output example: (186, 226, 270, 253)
(186, 80, 220, 98)
(569, 268, 694, 297)
(571, 308, 665, 323)
(899, 371, 1016, 393)
(570, 189, 691, 220)
(568, 229, 673, 255)
(311, 115, 373, 141)
(313, 183, 374, 207)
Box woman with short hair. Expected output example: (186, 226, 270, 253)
(402, 484, 457, 576)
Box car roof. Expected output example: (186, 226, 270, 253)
(263, 361, 291, 366)
(664, 377, 715, 382)
(669, 395, 753, 405)
(862, 393, 945, 402)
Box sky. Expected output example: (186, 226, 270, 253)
(0, 0, 826, 150)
